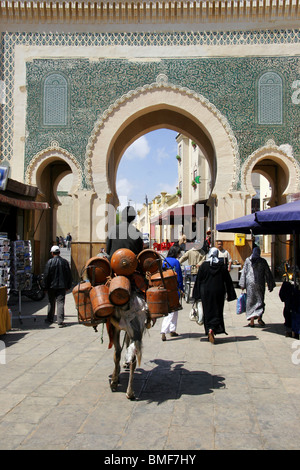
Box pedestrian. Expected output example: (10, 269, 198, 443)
(65, 232, 72, 250)
(44, 245, 73, 327)
(279, 279, 294, 337)
(192, 247, 236, 343)
(201, 229, 212, 254)
(106, 205, 143, 258)
(239, 246, 275, 327)
(179, 243, 206, 279)
(178, 234, 187, 252)
(161, 245, 184, 341)
(97, 247, 109, 258)
(216, 239, 232, 271)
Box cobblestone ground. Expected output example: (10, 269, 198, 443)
(1, 282, 300, 450)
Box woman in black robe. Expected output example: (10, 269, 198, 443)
(193, 247, 237, 343)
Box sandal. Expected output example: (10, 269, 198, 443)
(161, 333, 166, 341)
(208, 329, 215, 344)
(258, 318, 265, 326)
(170, 332, 179, 337)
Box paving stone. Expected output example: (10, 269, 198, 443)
(1, 286, 300, 450)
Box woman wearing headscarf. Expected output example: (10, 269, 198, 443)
(160, 245, 184, 341)
(193, 247, 237, 343)
(239, 247, 275, 327)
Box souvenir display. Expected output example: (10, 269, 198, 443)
(0, 235, 11, 295)
(11, 240, 33, 291)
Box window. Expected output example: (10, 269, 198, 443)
(178, 144, 182, 157)
(258, 72, 283, 125)
(43, 74, 68, 126)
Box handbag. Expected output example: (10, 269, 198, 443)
(189, 301, 204, 325)
(236, 292, 247, 315)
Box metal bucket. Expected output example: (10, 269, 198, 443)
(85, 256, 112, 285)
(89, 284, 114, 317)
(109, 275, 131, 305)
(150, 269, 181, 312)
(146, 286, 169, 318)
(131, 271, 148, 294)
(137, 249, 161, 274)
(111, 248, 138, 276)
(72, 281, 93, 323)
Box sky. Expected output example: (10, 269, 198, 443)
(58, 128, 179, 211)
(116, 129, 179, 212)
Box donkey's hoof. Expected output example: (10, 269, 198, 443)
(126, 392, 136, 400)
(110, 382, 118, 392)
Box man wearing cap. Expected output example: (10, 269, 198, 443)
(106, 205, 143, 259)
(44, 245, 73, 327)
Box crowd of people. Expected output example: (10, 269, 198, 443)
(45, 210, 278, 343)
(55, 232, 72, 250)
(152, 229, 275, 344)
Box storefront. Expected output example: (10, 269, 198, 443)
(0, 178, 50, 273)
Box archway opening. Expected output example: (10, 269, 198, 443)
(56, 173, 74, 246)
(116, 128, 212, 247)
(108, 108, 216, 205)
(251, 160, 291, 278)
(35, 158, 72, 270)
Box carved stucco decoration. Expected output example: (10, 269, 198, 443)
(25, 141, 82, 194)
(84, 74, 240, 193)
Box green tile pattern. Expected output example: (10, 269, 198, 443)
(0, 30, 299, 189)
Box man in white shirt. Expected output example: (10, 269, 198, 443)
(216, 240, 232, 272)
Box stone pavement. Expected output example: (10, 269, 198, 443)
(1, 283, 300, 450)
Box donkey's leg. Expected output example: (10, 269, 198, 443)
(123, 333, 131, 370)
(125, 340, 142, 400)
(126, 355, 137, 400)
(110, 328, 121, 392)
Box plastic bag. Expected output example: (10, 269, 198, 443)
(189, 301, 204, 325)
(236, 292, 247, 315)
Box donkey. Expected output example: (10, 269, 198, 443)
(107, 292, 150, 400)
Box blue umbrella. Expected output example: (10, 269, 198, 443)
(255, 201, 300, 285)
(217, 201, 300, 235)
(216, 212, 269, 234)
(255, 200, 300, 233)
(217, 201, 300, 286)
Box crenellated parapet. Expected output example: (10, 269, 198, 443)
(0, 1, 299, 26)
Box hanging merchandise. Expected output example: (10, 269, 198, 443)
(0, 235, 11, 296)
(12, 240, 33, 291)
(10, 240, 36, 324)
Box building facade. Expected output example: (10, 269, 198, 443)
(0, 1, 299, 276)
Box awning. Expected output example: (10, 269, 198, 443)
(0, 193, 50, 210)
(150, 214, 161, 225)
(163, 204, 195, 218)
(150, 204, 195, 226)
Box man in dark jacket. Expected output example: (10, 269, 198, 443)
(106, 206, 143, 258)
(44, 245, 72, 327)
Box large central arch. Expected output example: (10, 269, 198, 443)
(86, 75, 239, 219)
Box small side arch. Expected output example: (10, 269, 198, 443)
(241, 140, 300, 204)
(25, 141, 82, 195)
